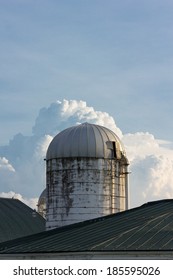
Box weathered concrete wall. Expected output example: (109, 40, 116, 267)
(46, 157, 128, 230)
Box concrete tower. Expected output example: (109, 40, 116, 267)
(46, 123, 129, 230)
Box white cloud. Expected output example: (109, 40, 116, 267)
(0, 157, 15, 172)
(143, 155, 173, 199)
(60, 99, 123, 138)
(0, 99, 121, 201)
(32, 99, 123, 138)
(123, 132, 173, 207)
(34, 135, 53, 160)
(0, 134, 51, 197)
(1, 99, 173, 210)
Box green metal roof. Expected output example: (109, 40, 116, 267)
(0, 198, 45, 243)
(1, 199, 173, 254)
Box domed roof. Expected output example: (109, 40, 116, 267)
(38, 189, 46, 205)
(38, 189, 46, 219)
(46, 122, 126, 160)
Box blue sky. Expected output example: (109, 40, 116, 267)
(1, 1, 173, 209)
(1, 0, 173, 144)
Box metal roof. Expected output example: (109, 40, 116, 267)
(46, 122, 126, 160)
(0, 198, 45, 243)
(1, 199, 173, 254)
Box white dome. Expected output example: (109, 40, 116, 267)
(38, 189, 46, 205)
(38, 189, 46, 218)
(46, 123, 126, 160)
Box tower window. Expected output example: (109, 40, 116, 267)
(106, 141, 117, 158)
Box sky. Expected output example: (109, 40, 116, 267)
(1, 0, 173, 210)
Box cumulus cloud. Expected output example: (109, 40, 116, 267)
(0, 157, 15, 172)
(123, 132, 173, 207)
(0, 98, 173, 210)
(0, 133, 52, 198)
(0, 99, 121, 208)
(32, 99, 123, 138)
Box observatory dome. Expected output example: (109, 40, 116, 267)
(46, 122, 125, 160)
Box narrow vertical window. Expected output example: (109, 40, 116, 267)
(112, 141, 117, 158)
